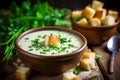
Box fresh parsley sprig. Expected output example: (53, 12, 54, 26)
(0, 0, 71, 61)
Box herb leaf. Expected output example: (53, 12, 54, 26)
(60, 38, 67, 43)
(73, 66, 82, 75)
(95, 54, 102, 60)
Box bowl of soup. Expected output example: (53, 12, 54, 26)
(15, 26, 87, 75)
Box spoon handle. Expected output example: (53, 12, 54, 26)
(110, 58, 114, 73)
(109, 52, 115, 74)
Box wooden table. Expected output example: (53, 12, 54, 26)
(92, 42, 120, 80)
(3, 49, 104, 80)
(4, 59, 104, 80)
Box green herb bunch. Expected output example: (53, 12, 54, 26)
(0, 0, 71, 61)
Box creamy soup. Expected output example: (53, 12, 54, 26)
(18, 30, 83, 56)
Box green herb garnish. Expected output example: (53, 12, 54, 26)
(68, 44, 77, 48)
(50, 33, 53, 36)
(42, 35, 46, 39)
(37, 35, 41, 38)
(60, 38, 67, 43)
(28, 48, 33, 51)
(40, 51, 46, 54)
(73, 66, 82, 75)
(24, 37, 29, 40)
(95, 54, 102, 60)
(60, 47, 67, 52)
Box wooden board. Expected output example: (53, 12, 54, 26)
(92, 42, 120, 80)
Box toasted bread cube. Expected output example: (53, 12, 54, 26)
(15, 66, 30, 80)
(102, 15, 115, 25)
(71, 10, 83, 18)
(94, 9, 107, 20)
(108, 10, 118, 20)
(90, 59, 96, 69)
(62, 72, 78, 80)
(80, 51, 96, 70)
(80, 58, 96, 70)
(89, 18, 101, 26)
(80, 58, 91, 71)
(83, 6, 96, 19)
(92, 0, 104, 10)
(76, 18, 88, 26)
(45, 36, 60, 47)
(82, 51, 96, 59)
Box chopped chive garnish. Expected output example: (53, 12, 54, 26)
(61, 47, 67, 52)
(68, 44, 77, 48)
(29, 48, 33, 51)
(68, 39, 71, 42)
(29, 46, 32, 48)
(40, 51, 46, 54)
(42, 35, 46, 39)
(38, 35, 41, 38)
(24, 37, 29, 40)
(50, 33, 53, 36)
(60, 38, 67, 43)
(27, 33, 78, 55)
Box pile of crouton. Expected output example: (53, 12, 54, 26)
(72, 0, 119, 26)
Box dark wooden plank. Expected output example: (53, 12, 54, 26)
(96, 59, 110, 80)
(92, 42, 120, 80)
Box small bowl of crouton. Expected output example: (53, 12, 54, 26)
(15, 26, 87, 75)
(71, 0, 120, 45)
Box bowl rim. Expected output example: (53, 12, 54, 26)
(15, 26, 87, 58)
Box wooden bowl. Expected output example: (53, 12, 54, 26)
(15, 26, 87, 75)
(71, 19, 120, 45)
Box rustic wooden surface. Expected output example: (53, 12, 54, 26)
(92, 42, 120, 80)
(4, 55, 104, 80)
(4, 68, 103, 80)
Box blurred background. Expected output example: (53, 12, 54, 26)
(0, 0, 120, 80)
(0, 0, 120, 13)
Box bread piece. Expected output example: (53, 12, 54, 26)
(82, 51, 96, 69)
(62, 72, 78, 80)
(108, 10, 118, 20)
(80, 58, 91, 70)
(72, 10, 83, 18)
(44, 36, 60, 47)
(80, 51, 96, 70)
(82, 51, 96, 59)
(15, 66, 30, 80)
(92, 0, 104, 10)
(76, 18, 88, 26)
(102, 15, 115, 25)
(83, 6, 96, 19)
(89, 18, 101, 26)
(94, 9, 107, 20)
